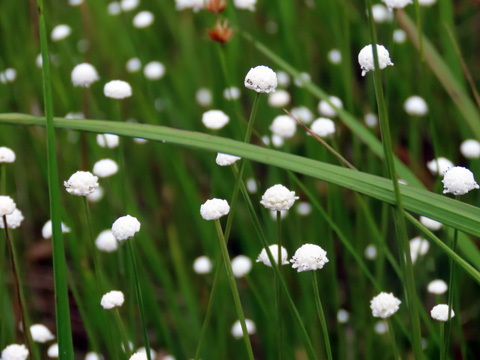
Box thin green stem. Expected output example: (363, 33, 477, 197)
(440, 322, 445, 360)
(276, 211, 284, 360)
(387, 318, 401, 360)
(312, 272, 333, 360)
(214, 219, 254, 360)
(114, 308, 132, 357)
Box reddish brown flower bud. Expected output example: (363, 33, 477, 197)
(205, 0, 227, 14)
(206, 19, 234, 45)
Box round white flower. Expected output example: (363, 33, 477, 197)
(364, 113, 378, 127)
(382, 0, 413, 11)
(108, 2, 122, 15)
(46, 344, 58, 359)
(232, 255, 252, 278)
(371, 4, 393, 23)
(133, 11, 154, 28)
(175, 0, 204, 11)
(393, 29, 407, 44)
(418, 0, 436, 6)
(234, 0, 256, 11)
(268, 90, 291, 107)
(101, 290, 125, 309)
(256, 244, 289, 267)
(200, 198, 230, 220)
(358, 44, 394, 77)
(104, 80, 132, 99)
(364, 244, 377, 260)
(427, 279, 448, 295)
(42, 220, 71, 239)
(311, 118, 336, 138)
(126, 57, 142, 73)
(404, 96, 428, 116)
(69, 0, 84, 6)
(276, 71, 290, 87)
(96, 133, 119, 148)
(30, 324, 55, 343)
(111, 215, 141, 241)
(223, 87, 241, 101)
(202, 110, 229, 130)
(87, 186, 104, 203)
(0, 147, 16, 163)
(51, 24, 71, 41)
(244, 65, 277, 94)
(409, 236, 430, 263)
(427, 157, 453, 176)
(93, 159, 119, 178)
(85, 352, 102, 360)
(293, 72, 311, 87)
(269, 115, 296, 139)
(143, 61, 165, 80)
(290, 106, 314, 124)
(71, 63, 99, 88)
(193, 256, 213, 274)
(216, 153, 241, 167)
(419, 216, 442, 231)
(460, 139, 480, 159)
(370, 292, 401, 318)
(295, 202, 312, 216)
(129, 353, 147, 360)
(231, 319, 256, 339)
(374, 321, 388, 334)
(328, 49, 342, 65)
(291, 243, 329, 272)
(442, 166, 479, 195)
(337, 309, 350, 323)
(318, 96, 343, 117)
(121, 0, 139, 11)
(0, 196, 16, 217)
(260, 184, 299, 211)
(95, 230, 118, 252)
(0, 209, 24, 229)
(64, 171, 99, 196)
(3, 68, 16, 83)
(430, 304, 454, 322)
(246, 178, 257, 194)
(196, 88, 212, 107)
(1, 344, 29, 360)
(135, 347, 156, 360)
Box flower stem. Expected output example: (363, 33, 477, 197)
(312, 271, 333, 360)
(276, 211, 284, 360)
(440, 322, 445, 360)
(114, 307, 132, 357)
(387, 318, 401, 360)
(214, 219, 254, 360)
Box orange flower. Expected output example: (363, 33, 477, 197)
(206, 19, 233, 45)
(205, 0, 226, 14)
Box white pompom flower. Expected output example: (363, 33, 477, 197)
(371, 4, 393, 23)
(85, 352, 102, 360)
(268, 90, 291, 108)
(108, 2, 122, 15)
(30, 324, 55, 343)
(42, 220, 71, 239)
(0, 209, 24, 229)
(0, 147, 16, 163)
(364, 244, 377, 260)
(101, 290, 125, 309)
(269, 115, 296, 139)
(104, 80, 132, 99)
(200, 198, 230, 220)
(310, 118, 336, 138)
(404, 96, 428, 116)
(47, 343, 59, 358)
(96, 133, 119, 148)
(260, 184, 299, 211)
(196, 88, 212, 107)
(290, 243, 329, 272)
(143, 61, 165, 80)
(223, 86, 241, 101)
(318, 96, 343, 118)
(364, 113, 378, 127)
(1, 344, 29, 360)
(121, 0, 139, 11)
(71, 63, 99, 88)
(290, 106, 314, 124)
(95, 229, 118, 252)
(427, 279, 448, 295)
(327, 49, 342, 64)
(256, 244, 289, 267)
(0, 196, 16, 217)
(370, 292, 401, 318)
(93, 159, 119, 178)
(193, 256, 213, 275)
(393, 29, 407, 44)
(382, 0, 413, 11)
(358, 44, 394, 77)
(202, 110, 230, 130)
(133, 11, 154, 28)
(234, 0, 256, 11)
(111, 215, 141, 241)
(231, 319, 256, 339)
(419, 216, 442, 231)
(51, 24, 71, 41)
(126, 57, 142, 73)
(430, 304, 454, 322)
(337, 309, 350, 323)
(244, 65, 277, 94)
(64, 171, 99, 196)
(232, 255, 253, 278)
(442, 166, 479, 195)
(427, 157, 453, 176)
(129, 353, 147, 360)
(216, 153, 241, 167)
(460, 139, 480, 159)
(409, 236, 430, 263)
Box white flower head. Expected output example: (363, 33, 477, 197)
(294, 72, 311, 87)
(311, 118, 336, 138)
(232, 255, 253, 278)
(47, 343, 58, 358)
(374, 320, 389, 334)
(364, 244, 377, 260)
(71, 63, 99, 88)
(223, 86, 241, 101)
(93, 159, 119, 178)
(427, 157, 453, 176)
(370, 292, 401, 318)
(143, 61, 165, 80)
(427, 279, 448, 295)
(108, 2, 121, 15)
(51, 24, 71, 41)
(268, 90, 291, 108)
(418, 0, 436, 6)
(276, 71, 290, 87)
(133, 11, 154, 28)
(104, 80, 132, 99)
(290, 243, 329, 272)
(1, 344, 29, 360)
(260, 184, 299, 211)
(430, 304, 455, 322)
(296, 201, 312, 216)
(0, 147, 16, 163)
(244, 65, 277, 93)
(234, 0, 256, 11)
(30, 324, 55, 343)
(216, 153, 241, 167)
(64, 171, 99, 196)
(442, 166, 479, 195)
(460, 139, 480, 159)
(246, 178, 258, 194)
(121, 0, 139, 11)
(126, 57, 142, 73)
(419, 216, 442, 231)
(111, 215, 141, 241)
(256, 244, 289, 267)
(95, 229, 118, 252)
(393, 29, 407, 44)
(175, 0, 204, 11)
(85, 352, 102, 360)
(96, 133, 119, 148)
(202, 110, 230, 130)
(409, 236, 430, 263)
(87, 186, 104, 203)
(382, 0, 413, 11)
(135, 347, 156, 360)
(337, 309, 350, 323)
(328, 49, 342, 64)
(364, 113, 378, 127)
(318, 96, 343, 117)
(42, 220, 71, 239)
(0, 196, 16, 217)
(200, 198, 230, 220)
(101, 290, 125, 309)
(269, 115, 296, 139)
(193, 255, 213, 274)
(196, 88, 212, 107)
(290, 106, 314, 124)
(404, 96, 428, 116)
(231, 319, 256, 339)
(0, 209, 24, 230)
(358, 44, 394, 77)
(69, 0, 84, 6)
(129, 353, 147, 360)
(371, 4, 393, 23)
